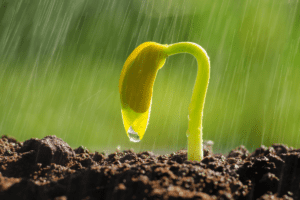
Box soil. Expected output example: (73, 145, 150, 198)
(0, 135, 299, 200)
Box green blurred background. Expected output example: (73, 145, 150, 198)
(0, 0, 299, 154)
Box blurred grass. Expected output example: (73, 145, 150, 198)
(0, 0, 299, 154)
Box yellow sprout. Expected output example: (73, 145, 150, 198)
(119, 41, 210, 161)
(119, 42, 168, 142)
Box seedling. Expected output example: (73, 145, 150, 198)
(119, 42, 210, 161)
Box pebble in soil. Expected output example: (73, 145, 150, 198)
(0, 135, 299, 200)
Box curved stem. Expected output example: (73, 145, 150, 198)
(164, 42, 210, 161)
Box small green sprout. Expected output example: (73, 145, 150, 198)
(119, 42, 210, 161)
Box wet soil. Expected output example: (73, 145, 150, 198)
(0, 135, 299, 200)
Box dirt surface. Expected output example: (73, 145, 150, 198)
(0, 135, 299, 200)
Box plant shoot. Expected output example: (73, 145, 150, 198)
(119, 42, 210, 161)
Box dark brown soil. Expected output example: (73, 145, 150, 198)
(0, 135, 299, 200)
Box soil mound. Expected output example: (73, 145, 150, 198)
(0, 135, 298, 199)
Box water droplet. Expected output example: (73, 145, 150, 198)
(116, 145, 121, 151)
(186, 130, 190, 137)
(128, 126, 141, 142)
